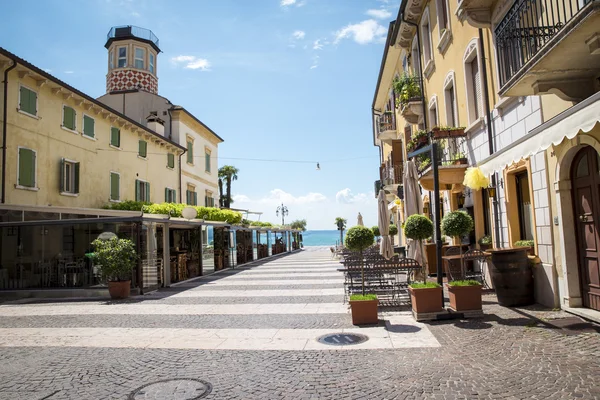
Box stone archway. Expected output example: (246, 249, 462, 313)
(554, 135, 600, 308)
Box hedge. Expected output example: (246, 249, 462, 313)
(104, 201, 243, 224)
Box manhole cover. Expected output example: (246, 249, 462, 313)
(128, 378, 212, 400)
(317, 333, 369, 346)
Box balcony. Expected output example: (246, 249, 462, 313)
(105, 25, 161, 52)
(396, 77, 424, 124)
(381, 164, 404, 191)
(377, 112, 397, 143)
(495, 0, 600, 101)
(456, 0, 498, 28)
(411, 136, 470, 192)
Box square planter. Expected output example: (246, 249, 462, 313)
(447, 284, 482, 312)
(349, 299, 379, 325)
(452, 158, 468, 165)
(409, 286, 443, 314)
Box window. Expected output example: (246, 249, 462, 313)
(149, 53, 155, 74)
(464, 40, 483, 125)
(17, 147, 36, 188)
(205, 191, 215, 207)
(167, 153, 175, 169)
(165, 188, 177, 203)
(515, 172, 534, 240)
(134, 48, 145, 69)
(186, 140, 194, 164)
(110, 127, 121, 147)
(83, 115, 95, 138)
(62, 106, 76, 131)
(471, 58, 481, 120)
(139, 140, 147, 158)
(135, 179, 150, 202)
(186, 186, 198, 206)
(436, 0, 450, 34)
(205, 150, 211, 173)
(411, 40, 421, 75)
(110, 172, 120, 201)
(19, 86, 37, 116)
(109, 51, 114, 69)
(118, 47, 127, 68)
(482, 189, 491, 236)
(428, 96, 438, 128)
(60, 159, 80, 194)
(444, 72, 458, 126)
(421, 10, 432, 64)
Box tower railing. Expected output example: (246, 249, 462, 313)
(107, 26, 159, 48)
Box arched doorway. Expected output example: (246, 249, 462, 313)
(571, 146, 600, 311)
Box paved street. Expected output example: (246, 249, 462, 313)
(0, 248, 599, 399)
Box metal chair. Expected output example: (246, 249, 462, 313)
(444, 247, 463, 281)
(462, 249, 489, 288)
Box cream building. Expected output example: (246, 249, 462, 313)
(97, 26, 223, 208)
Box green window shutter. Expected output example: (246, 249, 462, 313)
(165, 187, 169, 202)
(110, 173, 120, 201)
(187, 141, 193, 163)
(63, 107, 75, 130)
(30, 90, 37, 115)
(110, 127, 120, 147)
(167, 153, 174, 169)
(19, 87, 37, 115)
(145, 182, 151, 202)
(139, 140, 147, 158)
(186, 190, 190, 205)
(59, 158, 65, 192)
(83, 116, 95, 138)
(205, 153, 210, 172)
(18, 148, 35, 187)
(172, 189, 176, 202)
(74, 162, 80, 194)
(193, 192, 198, 206)
(135, 179, 141, 201)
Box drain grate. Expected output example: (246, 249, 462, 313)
(128, 378, 212, 400)
(317, 333, 369, 346)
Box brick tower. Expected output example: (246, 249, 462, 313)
(105, 25, 160, 94)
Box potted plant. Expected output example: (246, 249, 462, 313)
(478, 235, 492, 251)
(441, 211, 474, 275)
(446, 280, 483, 313)
(389, 224, 398, 246)
(432, 126, 466, 139)
(451, 152, 468, 165)
(408, 282, 443, 319)
(345, 226, 377, 325)
(91, 237, 138, 300)
(514, 240, 535, 256)
(403, 214, 433, 279)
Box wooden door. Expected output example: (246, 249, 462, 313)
(572, 146, 600, 311)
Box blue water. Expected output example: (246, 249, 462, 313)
(302, 230, 344, 247)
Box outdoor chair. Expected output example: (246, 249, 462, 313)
(444, 247, 464, 281)
(462, 249, 489, 288)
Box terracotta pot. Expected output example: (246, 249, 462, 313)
(452, 158, 468, 165)
(449, 129, 466, 137)
(349, 299, 379, 325)
(108, 280, 131, 299)
(409, 286, 443, 314)
(447, 284, 482, 311)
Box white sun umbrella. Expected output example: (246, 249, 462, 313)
(403, 160, 424, 265)
(357, 212, 364, 226)
(378, 189, 394, 259)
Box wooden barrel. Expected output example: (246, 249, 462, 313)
(489, 248, 534, 307)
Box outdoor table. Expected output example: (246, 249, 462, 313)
(441, 252, 491, 276)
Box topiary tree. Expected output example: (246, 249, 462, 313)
(345, 226, 375, 295)
(371, 226, 380, 238)
(441, 211, 474, 272)
(91, 237, 137, 282)
(403, 214, 434, 281)
(389, 224, 399, 245)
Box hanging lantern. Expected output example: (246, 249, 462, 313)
(463, 167, 490, 190)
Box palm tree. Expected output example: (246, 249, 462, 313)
(218, 165, 239, 208)
(335, 217, 347, 246)
(218, 178, 224, 207)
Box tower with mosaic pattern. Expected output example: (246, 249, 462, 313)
(105, 25, 160, 94)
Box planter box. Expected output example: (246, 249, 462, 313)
(432, 127, 466, 139)
(349, 299, 379, 325)
(409, 286, 443, 313)
(452, 158, 468, 165)
(447, 284, 483, 312)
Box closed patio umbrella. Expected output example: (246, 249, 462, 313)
(378, 190, 394, 260)
(357, 212, 364, 226)
(403, 160, 424, 265)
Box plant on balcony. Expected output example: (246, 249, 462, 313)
(514, 239, 535, 256)
(432, 126, 467, 139)
(408, 130, 429, 153)
(393, 74, 422, 109)
(478, 235, 492, 251)
(451, 152, 468, 165)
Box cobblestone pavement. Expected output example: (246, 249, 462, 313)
(0, 247, 599, 399)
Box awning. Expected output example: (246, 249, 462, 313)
(478, 91, 600, 175)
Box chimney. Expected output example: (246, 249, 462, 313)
(146, 114, 165, 136)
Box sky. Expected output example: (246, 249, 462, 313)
(1, 0, 400, 230)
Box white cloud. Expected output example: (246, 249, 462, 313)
(131, 11, 140, 17)
(310, 65, 318, 70)
(313, 39, 323, 50)
(231, 188, 376, 230)
(281, 0, 305, 7)
(366, 9, 392, 19)
(171, 55, 211, 71)
(292, 30, 305, 40)
(334, 19, 388, 45)
(63, 71, 74, 74)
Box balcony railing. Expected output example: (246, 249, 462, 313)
(381, 164, 404, 186)
(378, 112, 397, 134)
(495, 0, 592, 87)
(107, 25, 160, 48)
(394, 76, 423, 109)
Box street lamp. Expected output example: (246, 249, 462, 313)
(276, 203, 289, 226)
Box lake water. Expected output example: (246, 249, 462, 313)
(302, 230, 344, 247)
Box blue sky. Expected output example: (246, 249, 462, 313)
(1, 0, 400, 230)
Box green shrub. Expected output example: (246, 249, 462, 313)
(91, 238, 137, 282)
(403, 214, 433, 241)
(371, 226, 380, 237)
(105, 202, 243, 224)
(350, 294, 378, 301)
(478, 235, 492, 245)
(448, 280, 481, 287)
(514, 240, 535, 247)
(409, 282, 441, 289)
(389, 224, 398, 236)
(345, 226, 374, 252)
(441, 211, 474, 238)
